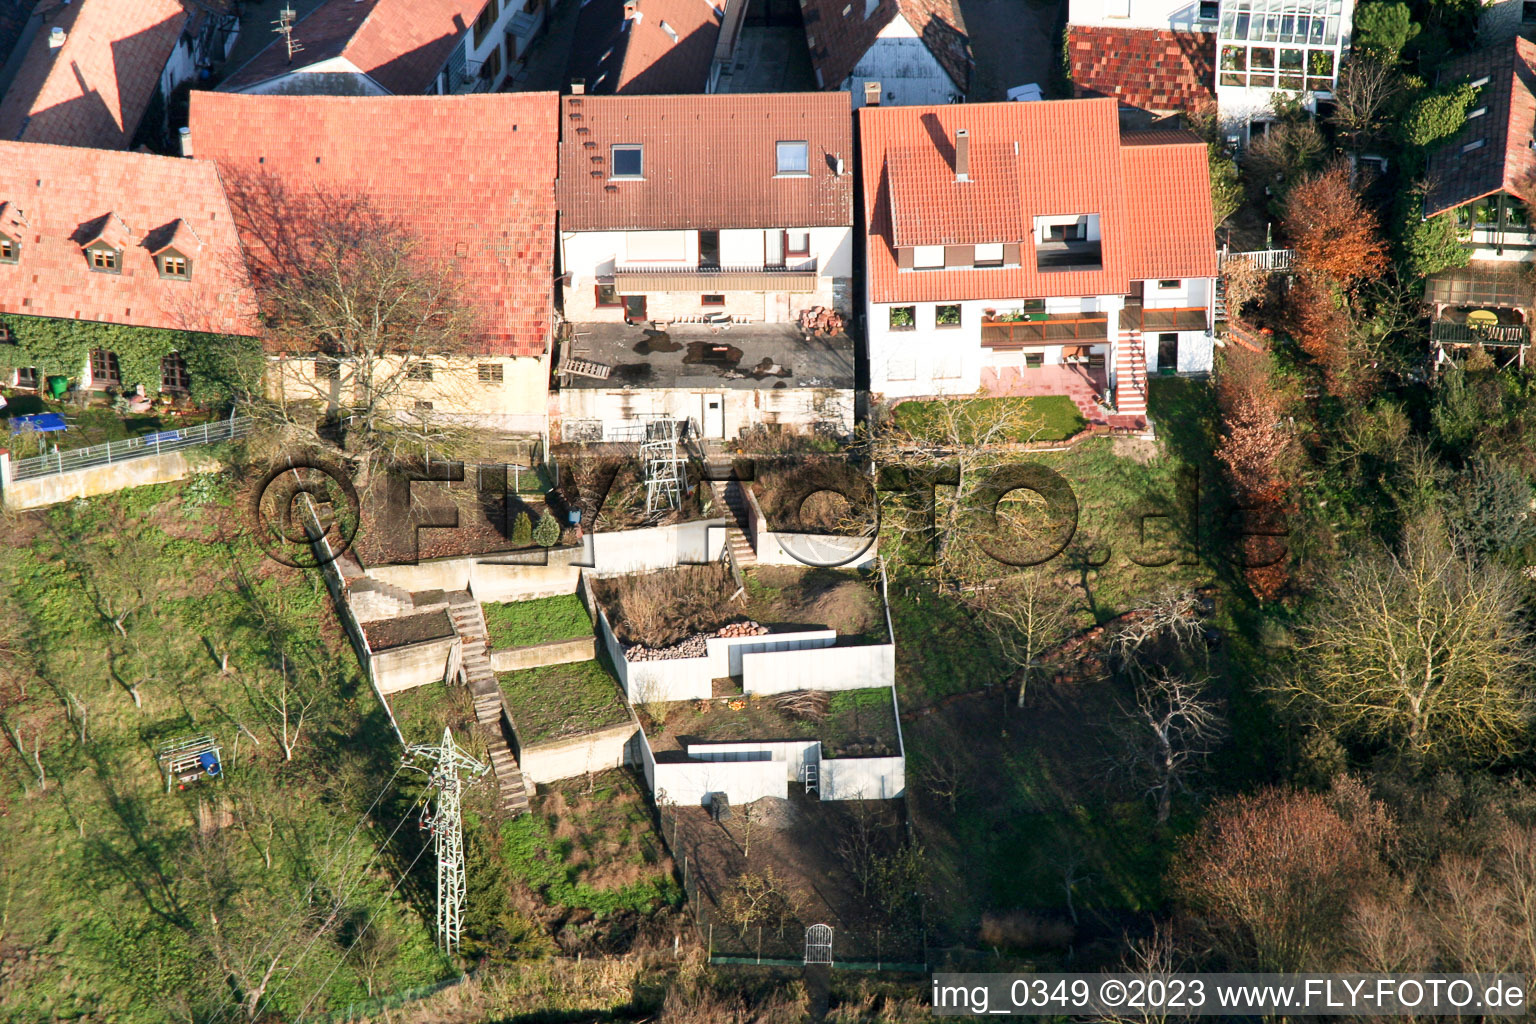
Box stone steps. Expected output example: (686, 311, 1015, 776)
(1115, 330, 1149, 420)
(485, 737, 531, 816)
(448, 592, 528, 817)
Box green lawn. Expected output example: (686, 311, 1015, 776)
(891, 395, 1087, 443)
(0, 476, 450, 1022)
(497, 654, 631, 747)
(482, 593, 592, 650)
(385, 681, 476, 747)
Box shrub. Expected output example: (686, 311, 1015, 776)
(532, 510, 560, 547)
(978, 910, 1076, 950)
(512, 511, 532, 547)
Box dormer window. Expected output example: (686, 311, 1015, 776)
(158, 250, 190, 280)
(974, 243, 1004, 266)
(0, 235, 16, 264)
(776, 140, 809, 175)
(1045, 222, 1086, 242)
(86, 245, 120, 273)
(611, 144, 643, 178)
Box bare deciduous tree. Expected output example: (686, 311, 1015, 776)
(1110, 671, 1226, 825)
(257, 659, 317, 762)
(1275, 516, 1536, 765)
(1330, 58, 1398, 155)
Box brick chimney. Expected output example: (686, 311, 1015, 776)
(570, 78, 586, 94)
(955, 128, 969, 181)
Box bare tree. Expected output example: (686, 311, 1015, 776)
(1275, 516, 1536, 765)
(257, 659, 317, 762)
(224, 177, 497, 478)
(1110, 671, 1226, 825)
(1330, 58, 1398, 155)
(913, 746, 965, 813)
(721, 869, 799, 934)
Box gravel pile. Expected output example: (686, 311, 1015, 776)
(624, 621, 770, 660)
(716, 620, 768, 638)
(625, 633, 710, 661)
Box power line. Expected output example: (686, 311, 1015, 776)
(293, 839, 433, 1024)
(205, 764, 405, 1024)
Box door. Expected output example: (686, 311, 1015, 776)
(1157, 332, 1179, 373)
(702, 394, 725, 438)
(764, 229, 784, 268)
(623, 294, 646, 322)
(699, 230, 720, 269)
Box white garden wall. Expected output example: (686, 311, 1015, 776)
(741, 643, 895, 695)
(820, 755, 906, 800)
(687, 739, 821, 782)
(587, 519, 727, 573)
(652, 756, 788, 807)
(755, 530, 879, 569)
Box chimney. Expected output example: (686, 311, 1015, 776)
(864, 80, 881, 106)
(834, 156, 845, 176)
(955, 128, 969, 181)
(48, 26, 65, 49)
(623, 0, 638, 17)
(571, 78, 586, 94)
(178, 126, 193, 158)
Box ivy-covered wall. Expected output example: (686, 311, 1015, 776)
(0, 314, 265, 405)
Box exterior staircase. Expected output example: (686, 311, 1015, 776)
(1113, 329, 1150, 427)
(707, 470, 757, 568)
(447, 591, 531, 817)
(348, 578, 416, 622)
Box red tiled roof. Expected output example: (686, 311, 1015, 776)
(0, 0, 187, 149)
(557, 93, 854, 231)
(1069, 27, 1215, 114)
(0, 141, 256, 335)
(219, 0, 487, 96)
(566, 0, 722, 94)
(1120, 131, 1217, 280)
(800, 0, 969, 95)
(189, 92, 559, 358)
(1424, 37, 1536, 218)
(859, 99, 1215, 304)
(886, 137, 1024, 246)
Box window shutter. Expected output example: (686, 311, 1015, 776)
(944, 244, 973, 268)
(896, 246, 913, 269)
(1003, 243, 1021, 265)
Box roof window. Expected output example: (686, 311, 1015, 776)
(611, 144, 643, 178)
(776, 140, 809, 175)
(1462, 139, 1486, 153)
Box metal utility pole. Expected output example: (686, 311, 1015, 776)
(404, 728, 488, 954)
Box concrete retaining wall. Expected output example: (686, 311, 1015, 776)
(704, 629, 836, 678)
(0, 449, 218, 510)
(518, 719, 638, 785)
(686, 739, 820, 782)
(371, 636, 458, 694)
(741, 643, 895, 695)
(652, 754, 788, 807)
(820, 754, 906, 800)
(365, 549, 583, 601)
(489, 636, 595, 672)
(755, 531, 879, 570)
(588, 518, 727, 573)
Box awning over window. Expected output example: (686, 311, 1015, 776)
(1426, 261, 1534, 310)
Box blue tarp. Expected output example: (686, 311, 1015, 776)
(8, 413, 66, 433)
(141, 430, 183, 446)
(198, 751, 221, 776)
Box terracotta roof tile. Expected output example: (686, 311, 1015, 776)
(1120, 130, 1217, 280)
(557, 92, 853, 231)
(0, 0, 187, 149)
(859, 99, 1215, 304)
(886, 135, 1025, 246)
(189, 92, 558, 358)
(800, 0, 969, 94)
(220, 0, 487, 95)
(0, 141, 256, 334)
(566, 0, 722, 94)
(1068, 27, 1215, 114)
(1424, 37, 1536, 217)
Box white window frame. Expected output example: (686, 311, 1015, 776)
(913, 244, 945, 269)
(610, 144, 644, 179)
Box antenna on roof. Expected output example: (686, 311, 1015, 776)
(274, 7, 303, 64)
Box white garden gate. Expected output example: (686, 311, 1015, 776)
(804, 923, 833, 964)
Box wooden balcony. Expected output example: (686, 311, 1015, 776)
(1137, 306, 1210, 332)
(1430, 320, 1530, 347)
(981, 313, 1109, 348)
(614, 260, 819, 293)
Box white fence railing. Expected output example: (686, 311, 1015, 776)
(1217, 247, 1297, 272)
(10, 415, 251, 481)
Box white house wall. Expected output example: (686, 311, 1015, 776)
(820, 754, 905, 799)
(560, 227, 853, 321)
(557, 386, 855, 441)
(740, 643, 896, 694)
(1068, 0, 1216, 30)
(845, 15, 962, 108)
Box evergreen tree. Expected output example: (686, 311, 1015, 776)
(533, 511, 561, 547)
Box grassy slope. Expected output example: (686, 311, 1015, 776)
(892, 395, 1087, 442)
(497, 653, 631, 746)
(482, 593, 592, 650)
(0, 478, 447, 1022)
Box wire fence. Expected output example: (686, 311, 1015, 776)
(655, 801, 929, 972)
(9, 414, 251, 481)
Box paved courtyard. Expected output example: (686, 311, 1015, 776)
(958, 0, 1064, 101)
(716, 26, 816, 93)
